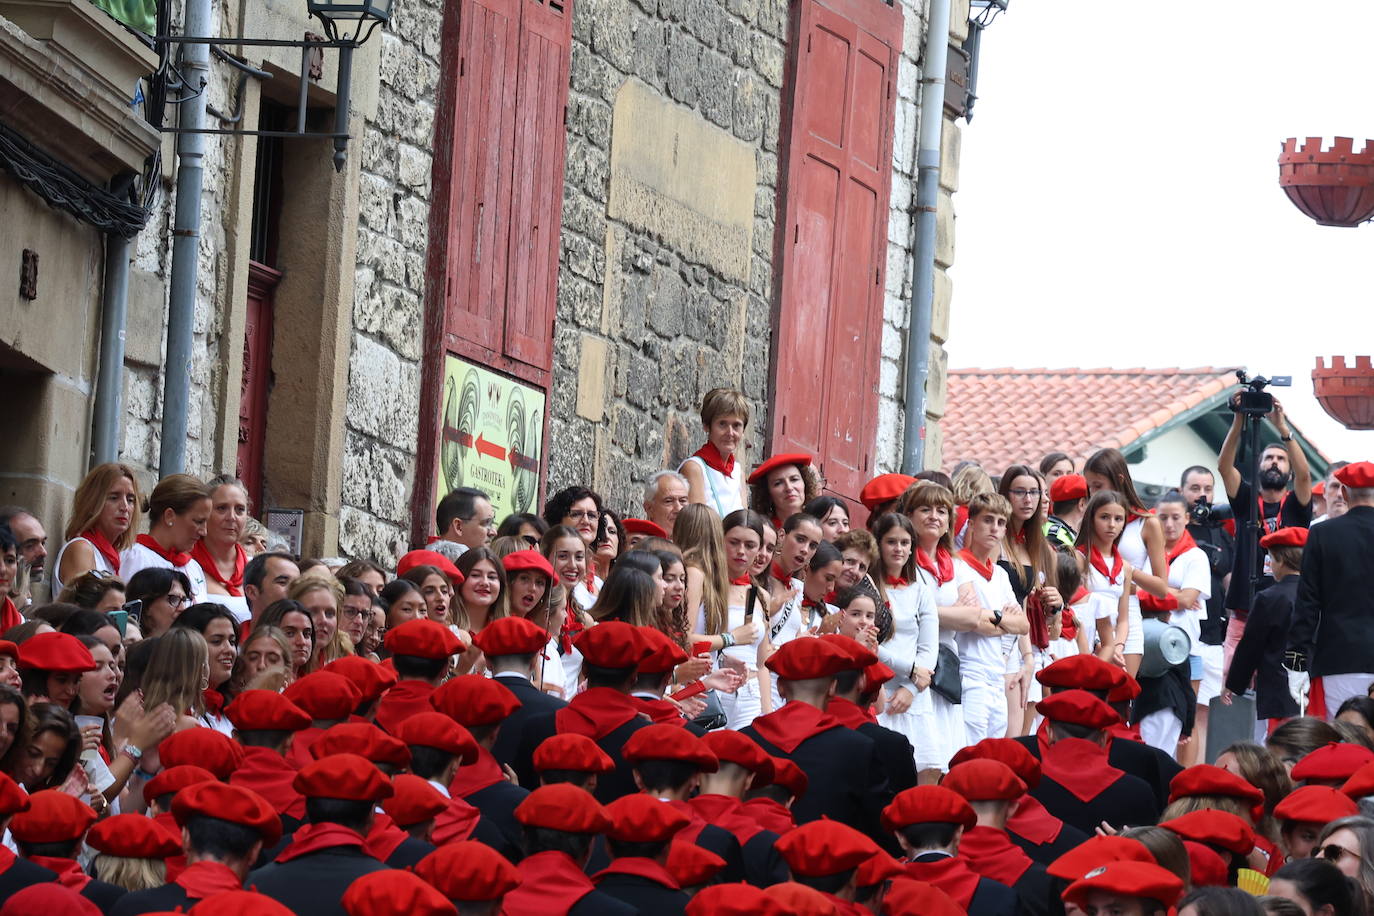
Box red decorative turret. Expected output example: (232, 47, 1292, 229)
(1278, 138, 1374, 227)
(1313, 356, 1374, 430)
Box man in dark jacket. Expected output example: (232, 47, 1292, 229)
(10, 791, 120, 912)
(473, 615, 567, 766)
(593, 794, 691, 915)
(1226, 528, 1305, 724)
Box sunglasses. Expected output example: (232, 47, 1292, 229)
(1320, 844, 1362, 864)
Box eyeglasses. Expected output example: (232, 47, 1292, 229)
(339, 606, 365, 620)
(521, 535, 539, 547)
(1320, 844, 1362, 864)
(1008, 489, 1043, 500)
(565, 510, 599, 521)
(164, 593, 190, 608)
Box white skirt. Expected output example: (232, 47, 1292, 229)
(878, 685, 963, 773)
(719, 676, 765, 731)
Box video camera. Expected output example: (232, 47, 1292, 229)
(1188, 498, 1233, 527)
(1229, 369, 1291, 417)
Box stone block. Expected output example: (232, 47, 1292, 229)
(397, 144, 432, 198)
(751, 34, 783, 88)
(124, 268, 166, 368)
(345, 334, 420, 447)
(881, 320, 903, 362)
(934, 189, 955, 270)
(340, 431, 411, 524)
(625, 351, 660, 410)
(646, 268, 687, 338)
(732, 72, 765, 143)
(355, 282, 423, 362)
(358, 171, 394, 233)
(338, 505, 407, 566)
(939, 116, 961, 193)
(591, 0, 636, 73)
(576, 333, 609, 421)
(685, 0, 723, 44)
(697, 49, 733, 128)
(666, 29, 700, 105)
(719, 16, 751, 66)
(632, 18, 668, 90)
(931, 267, 952, 344)
(926, 342, 948, 417)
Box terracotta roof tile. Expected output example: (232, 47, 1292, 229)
(940, 367, 1242, 473)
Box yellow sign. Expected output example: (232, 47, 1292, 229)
(436, 355, 546, 522)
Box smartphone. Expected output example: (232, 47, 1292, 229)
(120, 599, 142, 627)
(106, 609, 128, 639)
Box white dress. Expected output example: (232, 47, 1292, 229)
(876, 580, 942, 770)
(51, 536, 117, 594)
(1084, 548, 1127, 652)
(119, 541, 208, 603)
(679, 454, 745, 519)
(1119, 518, 1150, 656)
(916, 564, 967, 772)
(953, 559, 1019, 745)
(717, 599, 769, 730)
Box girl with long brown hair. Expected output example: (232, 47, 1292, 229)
(1076, 490, 1136, 668)
(716, 508, 770, 729)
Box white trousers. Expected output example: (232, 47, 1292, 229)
(719, 676, 765, 731)
(962, 682, 1007, 747)
(1318, 673, 1374, 719)
(1137, 709, 1181, 758)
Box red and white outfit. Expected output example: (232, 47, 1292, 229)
(679, 443, 745, 518)
(1082, 543, 1127, 653)
(51, 531, 121, 594)
(716, 594, 770, 730)
(1119, 516, 1151, 656)
(120, 535, 208, 602)
(915, 547, 966, 770)
(954, 551, 1018, 745)
(191, 540, 251, 624)
(876, 577, 942, 770)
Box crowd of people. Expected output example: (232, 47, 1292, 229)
(0, 385, 1369, 915)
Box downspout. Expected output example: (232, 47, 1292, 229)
(91, 175, 136, 465)
(159, 0, 212, 477)
(900, 0, 952, 475)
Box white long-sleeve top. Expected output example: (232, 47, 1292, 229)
(878, 581, 939, 688)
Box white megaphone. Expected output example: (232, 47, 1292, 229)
(1137, 617, 1192, 679)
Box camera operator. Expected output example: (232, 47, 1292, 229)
(1217, 394, 1313, 666)
(1179, 465, 1234, 764)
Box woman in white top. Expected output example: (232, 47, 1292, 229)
(712, 509, 769, 729)
(190, 475, 251, 624)
(1076, 491, 1136, 667)
(119, 474, 211, 604)
(541, 524, 592, 698)
(543, 486, 605, 605)
(680, 387, 750, 518)
(54, 463, 143, 595)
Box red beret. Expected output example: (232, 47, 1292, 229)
(322, 655, 399, 703)
(10, 790, 95, 844)
(17, 632, 95, 672)
(1169, 765, 1265, 812)
(0, 885, 102, 916)
(1292, 742, 1374, 784)
(1035, 690, 1121, 730)
(397, 549, 464, 585)
(470, 617, 550, 657)
(776, 818, 880, 877)
(764, 637, 856, 680)
(1160, 809, 1255, 856)
(858, 473, 915, 511)
(310, 723, 411, 768)
(144, 765, 216, 801)
(604, 793, 692, 843)
(0, 641, 17, 661)
(188, 890, 295, 916)
(394, 713, 479, 764)
(1276, 785, 1360, 823)
(384, 618, 464, 660)
(1036, 654, 1127, 692)
(0, 773, 28, 818)
(700, 730, 774, 780)
(294, 753, 395, 802)
(623, 724, 719, 771)
(513, 784, 610, 834)
(950, 738, 1043, 789)
(172, 781, 282, 846)
(862, 661, 895, 694)
(1049, 474, 1088, 502)
(341, 870, 457, 916)
(748, 453, 813, 486)
(622, 519, 669, 539)
(1047, 835, 1155, 881)
(1335, 461, 1374, 490)
(768, 757, 808, 800)
(817, 634, 879, 669)
(856, 851, 906, 887)
(686, 883, 786, 916)
(85, 814, 182, 858)
(943, 759, 1026, 802)
(882, 785, 975, 831)
(574, 621, 646, 670)
(415, 840, 522, 902)
(381, 774, 448, 828)
(533, 734, 615, 774)
(225, 689, 311, 733)
(1062, 861, 1185, 910)
(1183, 840, 1229, 888)
(666, 841, 727, 888)
(1260, 527, 1309, 549)
(883, 879, 964, 916)
(764, 882, 835, 916)
(1342, 761, 1374, 799)
(1313, 481, 1326, 496)
(284, 672, 363, 721)
(636, 627, 689, 675)
(1107, 674, 1142, 704)
(501, 549, 558, 583)
(160, 727, 244, 778)
(430, 675, 521, 726)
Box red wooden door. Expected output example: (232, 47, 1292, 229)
(238, 261, 280, 511)
(772, 0, 901, 503)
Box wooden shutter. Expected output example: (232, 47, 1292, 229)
(773, 0, 901, 502)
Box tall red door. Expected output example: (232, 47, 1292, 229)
(237, 261, 280, 511)
(772, 0, 902, 504)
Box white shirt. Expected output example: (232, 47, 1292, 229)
(52, 536, 118, 594)
(1166, 546, 1212, 644)
(119, 541, 208, 602)
(953, 559, 1018, 686)
(680, 454, 745, 519)
(878, 581, 939, 687)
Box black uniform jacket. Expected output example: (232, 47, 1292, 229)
(248, 846, 389, 916)
(492, 673, 566, 766)
(1290, 505, 1374, 677)
(1228, 575, 1301, 719)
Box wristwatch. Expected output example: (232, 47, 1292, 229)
(121, 744, 143, 762)
(991, 609, 1004, 629)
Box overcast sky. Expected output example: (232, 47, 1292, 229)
(949, 0, 1374, 461)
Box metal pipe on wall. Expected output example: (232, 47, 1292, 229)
(900, 0, 952, 475)
(91, 231, 131, 465)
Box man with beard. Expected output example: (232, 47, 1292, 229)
(1216, 396, 1312, 666)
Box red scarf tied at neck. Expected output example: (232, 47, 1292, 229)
(693, 442, 735, 477)
(136, 532, 192, 568)
(884, 575, 909, 588)
(274, 823, 366, 863)
(957, 549, 995, 582)
(174, 860, 244, 899)
(1079, 543, 1124, 585)
(958, 825, 1035, 887)
(27, 856, 91, 891)
(83, 529, 122, 574)
(751, 702, 840, 753)
(191, 540, 246, 595)
(915, 547, 954, 585)
(1166, 529, 1198, 564)
(556, 687, 643, 741)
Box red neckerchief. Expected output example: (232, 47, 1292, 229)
(954, 506, 970, 538)
(174, 860, 243, 899)
(229, 746, 305, 819)
(556, 687, 643, 741)
(688, 794, 765, 845)
(884, 575, 909, 588)
(635, 696, 688, 727)
(1166, 529, 1198, 564)
(827, 696, 876, 729)
(730, 573, 752, 586)
(915, 547, 954, 585)
(1079, 542, 1123, 585)
(374, 679, 435, 734)
(191, 540, 246, 595)
(1015, 527, 1027, 544)
(0, 598, 19, 634)
(592, 856, 682, 890)
(274, 823, 366, 863)
(585, 569, 598, 596)
(958, 549, 994, 582)
(751, 702, 841, 754)
(771, 562, 794, 586)
(28, 856, 91, 891)
(83, 529, 122, 574)
(771, 517, 784, 532)
(504, 851, 596, 916)
(742, 797, 794, 834)
(905, 855, 981, 909)
(1107, 721, 1142, 743)
(559, 606, 585, 655)
(1037, 734, 1126, 802)
(286, 725, 329, 770)
(1007, 795, 1064, 846)
(1259, 493, 1287, 536)
(136, 532, 192, 568)
(449, 745, 506, 797)
(362, 811, 408, 863)
(203, 689, 225, 717)
(1060, 607, 1078, 641)
(1257, 835, 1283, 877)
(958, 825, 1035, 887)
(431, 792, 482, 845)
(693, 442, 735, 477)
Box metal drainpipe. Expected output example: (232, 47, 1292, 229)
(900, 0, 952, 475)
(158, 0, 212, 477)
(91, 201, 133, 465)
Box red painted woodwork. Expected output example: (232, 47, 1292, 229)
(1279, 137, 1374, 227)
(238, 261, 281, 511)
(1313, 356, 1374, 430)
(771, 0, 902, 505)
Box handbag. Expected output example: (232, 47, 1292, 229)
(931, 644, 962, 705)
